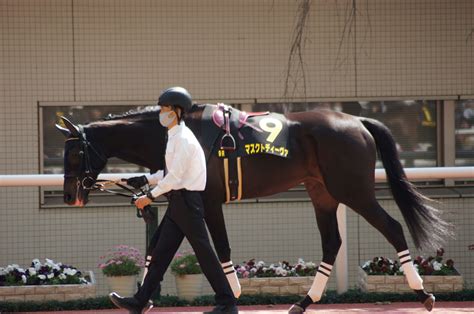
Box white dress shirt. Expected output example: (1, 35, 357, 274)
(146, 122, 206, 198)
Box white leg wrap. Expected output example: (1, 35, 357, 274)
(222, 261, 241, 298)
(398, 250, 424, 290)
(308, 262, 332, 302)
(141, 255, 152, 284)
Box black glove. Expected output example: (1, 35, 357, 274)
(126, 175, 148, 189)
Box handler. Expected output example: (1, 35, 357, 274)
(109, 87, 238, 314)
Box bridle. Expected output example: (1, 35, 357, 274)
(62, 122, 161, 223)
(64, 126, 109, 191)
(64, 126, 147, 199)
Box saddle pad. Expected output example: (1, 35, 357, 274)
(232, 112, 290, 158)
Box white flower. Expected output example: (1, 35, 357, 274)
(64, 268, 77, 276)
(433, 261, 442, 271)
(59, 274, 67, 280)
(21, 275, 27, 284)
(5, 265, 15, 272)
(45, 259, 56, 268)
(47, 273, 54, 279)
(38, 274, 46, 280)
(28, 267, 36, 276)
(256, 261, 265, 267)
(33, 260, 42, 271)
(306, 262, 316, 268)
(362, 261, 370, 268)
(0, 268, 5, 276)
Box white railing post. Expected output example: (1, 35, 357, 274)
(335, 203, 348, 294)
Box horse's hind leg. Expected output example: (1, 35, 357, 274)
(290, 185, 340, 313)
(350, 199, 435, 311)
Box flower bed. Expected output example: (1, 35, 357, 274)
(358, 249, 463, 293)
(235, 259, 316, 296)
(0, 259, 95, 302)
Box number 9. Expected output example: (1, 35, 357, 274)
(259, 117, 283, 143)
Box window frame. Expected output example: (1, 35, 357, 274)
(38, 97, 472, 208)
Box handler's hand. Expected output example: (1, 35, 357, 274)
(134, 195, 152, 209)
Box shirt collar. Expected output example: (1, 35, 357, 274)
(168, 121, 185, 138)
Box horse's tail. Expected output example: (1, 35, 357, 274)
(359, 117, 452, 250)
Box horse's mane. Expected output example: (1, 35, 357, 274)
(102, 105, 161, 121)
(101, 104, 208, 122)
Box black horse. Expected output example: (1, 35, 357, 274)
(56, 104, 450, 311)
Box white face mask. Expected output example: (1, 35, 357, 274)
(159, 111, 176, 127)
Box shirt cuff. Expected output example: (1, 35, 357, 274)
(146, 170, 164, 185)
(149, 186, 165, 199)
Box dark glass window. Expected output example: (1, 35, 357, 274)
(41, 104, 152, 175)
(455, 100, 474, 166)
(253, 100, 438, 168)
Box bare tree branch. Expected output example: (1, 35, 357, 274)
(283, 0, 311, 108)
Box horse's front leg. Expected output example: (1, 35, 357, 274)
(202, 195, 241, 298)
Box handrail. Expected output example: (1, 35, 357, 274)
(1, 167, 473, 187)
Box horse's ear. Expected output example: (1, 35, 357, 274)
(55, 124, 71, 137)
(60, 116, 81, 137)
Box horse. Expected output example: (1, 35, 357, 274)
(56, 104, 450, 312)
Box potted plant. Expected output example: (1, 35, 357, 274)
(359, 248, 463, 293)
(0, 258, 95, 301)
(170, 250, 203, 301)
(98, 245, 145, 297)
(234, 258, 318, 295)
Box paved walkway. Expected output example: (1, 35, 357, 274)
(18, 301, 474, 313)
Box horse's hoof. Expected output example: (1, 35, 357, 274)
(288, 304, 305, 313)
(423, 294, 435, 312)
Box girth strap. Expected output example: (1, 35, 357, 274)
(223, 156, 242, 203)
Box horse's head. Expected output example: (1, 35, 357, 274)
(55, 117, 107, 206)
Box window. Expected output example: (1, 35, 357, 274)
(252, 100, 438, 168)
(40, 102, 152, 207)
(455, 99, 474, 166)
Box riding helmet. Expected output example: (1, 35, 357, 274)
(158, 87, 193, 112)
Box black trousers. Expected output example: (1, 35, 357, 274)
(135, 190, 236, 306)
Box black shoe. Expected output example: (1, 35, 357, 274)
(288, 304, 305, 313)
(109, 292, 153, 314)
(204, 304, 239, 314)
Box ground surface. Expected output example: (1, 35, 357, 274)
(18, 301, 474, 313)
